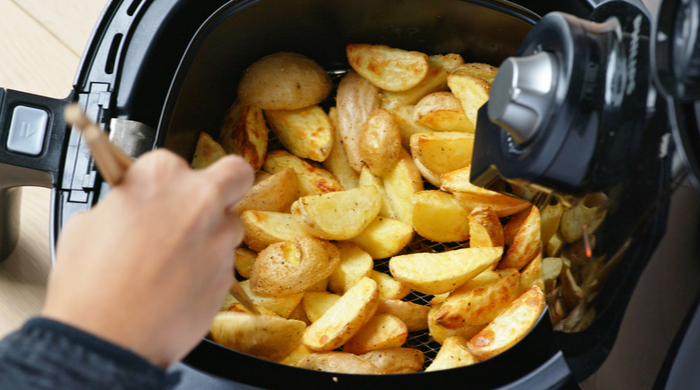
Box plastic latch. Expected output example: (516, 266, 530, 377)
(6, 105, 48, 156)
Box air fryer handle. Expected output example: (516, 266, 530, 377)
(0, 88, 70, 262)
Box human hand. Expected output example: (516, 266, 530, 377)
(42, 149, 254, 368)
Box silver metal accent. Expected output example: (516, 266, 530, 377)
(109, 118, 156, 159)
(488, 51, 559, 145)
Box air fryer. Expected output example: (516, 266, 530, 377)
(0, 0, 689, 389)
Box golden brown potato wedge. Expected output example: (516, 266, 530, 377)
(392, 105, 434, 150)
(429, 303, 485, 344)
(322, 107, 359, 190)
(370, 270, 411, 301)
(250, 237, 340, 296)
(336, 70, 381, 172)
(191, 132, 226, 169)
(453, 63, 498, 83)
(279, 343, 315, 367)
(348, 216, 414, 259)
(503, 207, 530, 246)
(358, 166, 396, 219)
(328, 242, 374, 295)
(498, 206, 541, 271)
(412, 190, 470, 242)
(296, 352, 381, 374)
(265, 105, 333, 162)
(425, 336, 478, 371)
(225, 302, 281, 317)
(262, 150, 342, 197)
(359, 348, 425, 374)
(448, 67, 492, 130)
(343, 314, 408, 354)
(435, 269, 520, 328)
(240, 210, 309, 252)
(254, 170, 272, 185)
(232, 168, 298, 214)
(303, 291, 342, 323)
(520, 254, 544, 293)
(414, 92, 473, 133)
(237, 52, 332, 110)
(303, 277, 379, 351)
(232, 280, 304, 318)
(454, 192, 533, 218)
(560, 192, 609, 243)
(467, 286, 545, 360)
(410, 132, 474, 178)
(347, 44, 429, 92)
(376, 299, 430, 332)
(210, 311, 306, 361)
(219, 100, 268, 171)
(234, 247, 257, 279)
(359, 108, 402, 177)
(389, 246, 504, 295)
(383, 149, 424, 225)
(540, 201, 565, 246)
(469, 206, 504, 248)
(291, 186, 381, 240)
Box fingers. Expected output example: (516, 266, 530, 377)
(202, 154, 255, 209)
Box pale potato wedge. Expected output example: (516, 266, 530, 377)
(219, 100, 268, 171)
(376, 299, 430, 332)
(237, 52, 332, 110)
(262, 150, 342, 197)
(540, 201, 564, 246)
(279, 343, 315, 367)
(389, 246, 504, 295)
(358, 166, 396, 219)
(359, 348, 425, 374)
(410, 132, 474, 179)
(336, 70, 381, 172)
(240, 210, 309, 252)
(288, 302, 311, 326)
(560, 192, 609, 243)
(291, 186, 381, 240)
(430, 293, 450, 307)
(191, 132, 226, 169)
(225, 302, 281, 317)
(303, 277, 379, 351)
(322, 107, 359, 190)
(265, 105, 333, 162)
(250, 237, 340, 296)
(359, 108, 402, 177)
(303, 291, 342, 323)
(469, 206, 504, 248)
(233, 280, 304, 318)
(392, 105, 434, 150)
(343, 314, 408, 354)
(328, 242, 374, 295)
(425, 336, 478, 371)
(307, 277, 329, 292)
(448, 67, 492, 130)
(296, 352, 381, 374)
(547, 231, 566, 257)
(520, 254, 544, 293)
(412, 190, 470, 242)
(234, 247, 257, 279)
(210, 311, 306, 361)
(542, 257, 563, 292)
(232, 168, 298, 214)
(383, 149, 424, 225)
(347, 44, 429, 92)
(503, 207, 530, 246)
(429, 303, 485, 345)
(435, 269, 520, 328)
(348, 216, 414, 259)
(382, 54, 465, 112)
(254, 170, 272, 185)
(414, 92, 473, 133)
(498, 206, 541, 271)
(370, 270, 411, 301)
(467, 286, 546, 360)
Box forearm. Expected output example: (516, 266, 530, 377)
(0, 318, 167, 390)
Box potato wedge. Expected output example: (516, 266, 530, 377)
(540, 201, 565, 246)
(288, 302, 311, 326)
(442, 167, 532, 217)
(232, 168, 298, 214)
(370, 270, 411, 301)
(219, 100, 268, 171)
(359, 108, 402, 177)
(265, 105, 333, 162)
(448, 67, 492, 130)
(211, 311, 306, 361)
(291, 186, 381, 240)
(376, 299, 430, 332)
(348, 216, 414, 259)
(469, 206, 504, 248)
(547, 231, 566, 257)
(383, 149, 424, 225)
(453, 63, 498, 83)
(347, 44, 429, 92)
(240, 210, 309, 252)
(389, 246, 504, 295)
(503, 207, 530, 246)
(328, 243, 374, 295)
(392, 105, 434, 150)
(225, 302, 281, 317)
(343, 314, 408, 354)
(262, 150, 342, 197)
(250, 237, 340, 296)
(429, 303, 485, 344)
(498, 206, 541, 271)
(191, 132, 226, 169)
(358, 166, 396, 219)
(560, 192, 609, 243)
(336, 70, 381, 172)
(233, 280, 304, 318)
(410, 132, 474, 178)
(414, 92, 473, 133)
(303, 277, 379, 351)
(520, 254, 544, 293)
(542, 257, 563, 292)
(413, 157, 442, 187)
(279, 343, 315, 367)
(220, 292, 237, 311)
(237, 52, 332, 110)
(467, 286, 546, 360)
(382, 54, 465, 112)
(412, 190, 470, 242)
(359, 348, 425, 374)
(307, 277, 329, 292)
(425, 336, 478, 371)
(296, 352, 381, 374)
(435, 269, 521, 328)
(234, 247, 257, 279)
(322, 107, 359, 190)
(303, 291, 342, 323)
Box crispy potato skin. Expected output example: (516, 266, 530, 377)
(219, 100, 268, 171)
(359, 108, 402, 177)
(347, 44, 429, 92)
